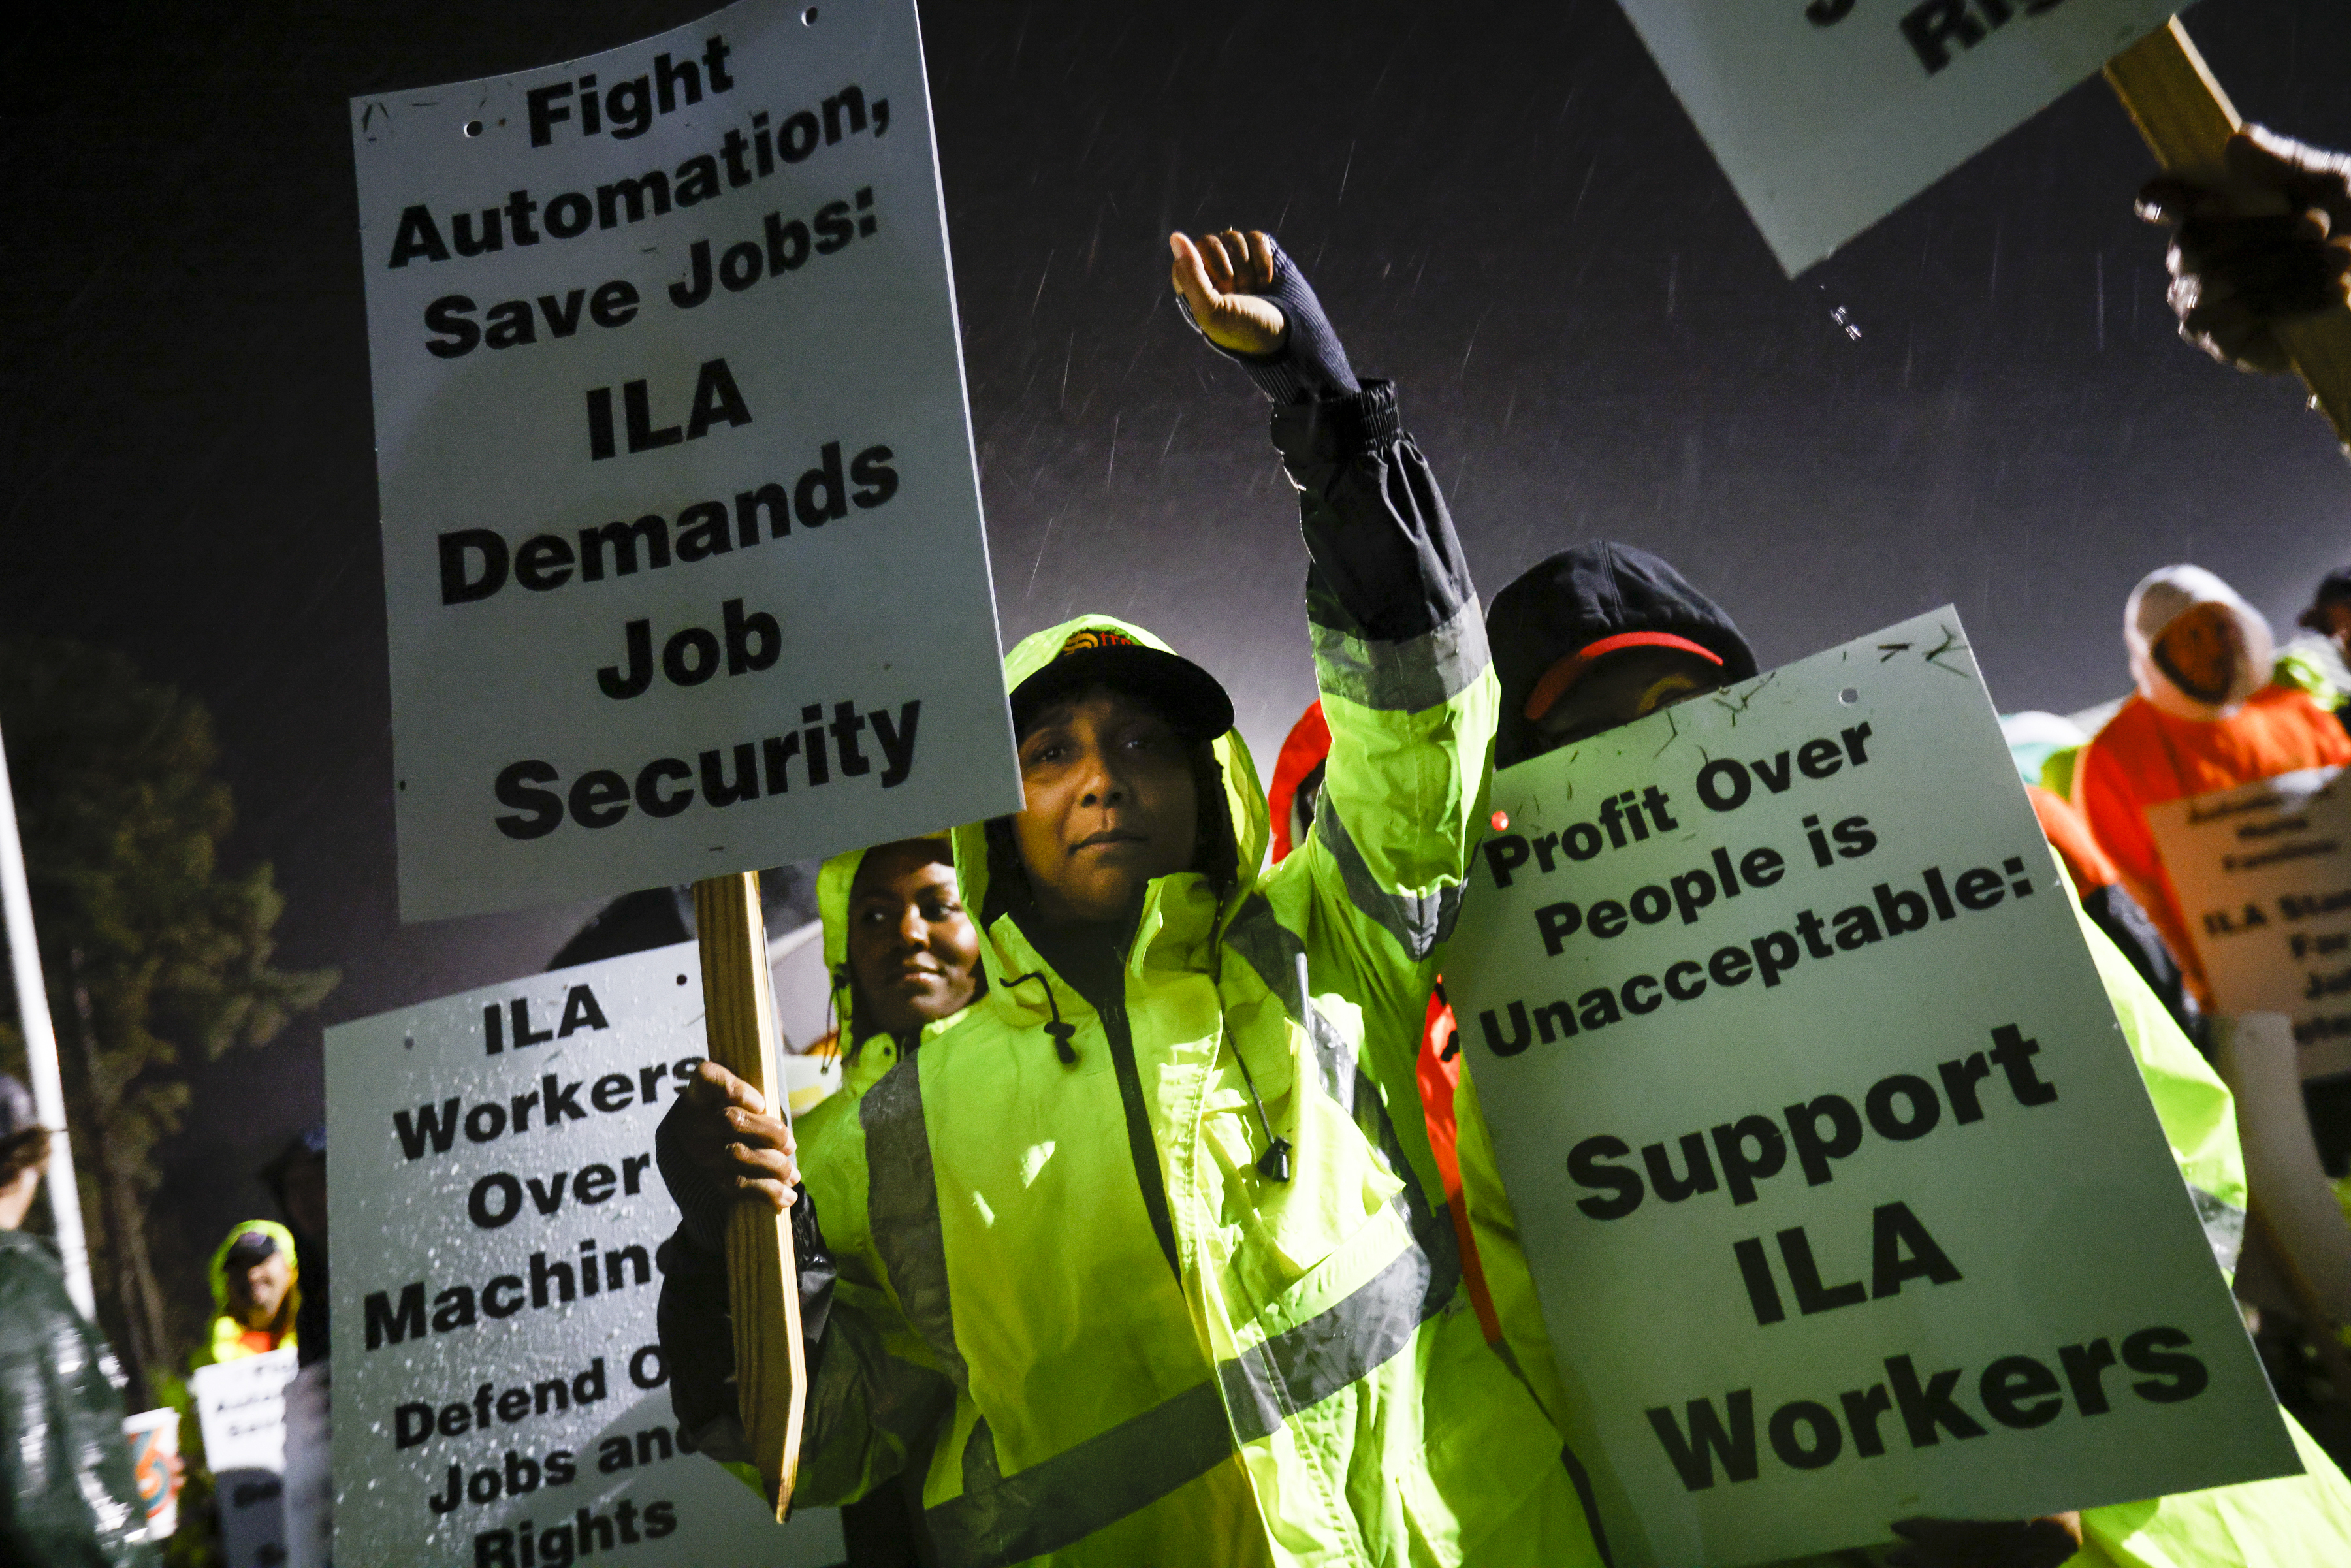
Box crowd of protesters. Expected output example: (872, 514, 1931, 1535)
(9, 116, 2351, 1568)
(646, 128, 2351, 1567)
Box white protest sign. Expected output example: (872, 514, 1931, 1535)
(193, 1347, 299, 1568)
(353, 0, 1019, 923)
(2149, 765, 2351, 1082)
(1615, 0, 2177, 272)
(1444, 609, 2292, 1568)
(326, 944, 844, 1567)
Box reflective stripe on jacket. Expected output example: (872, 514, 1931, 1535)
(791, 384, 1602, 1566)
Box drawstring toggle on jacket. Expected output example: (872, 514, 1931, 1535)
(1004, 970, 1081, 1065)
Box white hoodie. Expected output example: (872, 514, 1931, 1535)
(2124, 564, 2277, 722)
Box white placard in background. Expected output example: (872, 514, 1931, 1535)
(1444, 609, 2292, 1568)
(1615, 0, 2177, 272)
(193, 1347, 300, 1568)
(327, 943, 844, 1567)
(2150, 765, 2351, 1081)
(353, 0, 1019, 922)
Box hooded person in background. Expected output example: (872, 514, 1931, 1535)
(260, 1128, 328, 1366)
(660, 231, 1609, 1563)
(1458, 543, 2351, 1567)
(0, 1073, 157, 1567)
(661, 834, 982, 1568)
(2070, 565, 2351, 1012)
(191, 1219, 298, 1369)
(2294, 568, 2351, 735)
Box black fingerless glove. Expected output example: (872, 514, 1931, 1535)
(1183, 236, 1362, 404)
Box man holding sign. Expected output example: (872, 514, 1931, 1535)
(1448, 546, 2351, 1566)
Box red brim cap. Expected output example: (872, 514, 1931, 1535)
(1523, 631, 1725, 722)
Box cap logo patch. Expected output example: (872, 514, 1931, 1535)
(1058, 628, 1140, 657)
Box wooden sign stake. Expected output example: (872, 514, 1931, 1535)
(694, 871, 805, 1519)
(2105, 18, 2351, 454)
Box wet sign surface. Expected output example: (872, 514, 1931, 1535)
(1615, 0, 2178, 272)
(352, 0, 1018, 922)
(1444, 609, 2291, 1567)
(326, 942, 844, 1566)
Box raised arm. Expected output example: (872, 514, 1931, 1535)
(1170, 231, 1498, 966)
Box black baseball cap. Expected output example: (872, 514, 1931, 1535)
(2300, 568, 2351, 632)
(1008, 624, 1234, 743)
(224, 1229, 280, 1268)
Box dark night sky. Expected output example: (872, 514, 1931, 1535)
(2, 0, 2346, 1275)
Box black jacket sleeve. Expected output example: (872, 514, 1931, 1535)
(653, 1093, 839, 1462)
(1269, 381, 1477, 648)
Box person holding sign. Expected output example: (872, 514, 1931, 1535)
(1463, 544, 2351, 1565)
(662, 834, 981, 1565)
(660, 234, 1605, 1563)
(2070, 565, 2351, 1010)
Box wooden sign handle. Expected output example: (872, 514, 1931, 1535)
(2105, 18, 2351, 453)
(694, 871, 805, 1519)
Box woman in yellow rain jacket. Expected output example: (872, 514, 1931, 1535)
(658, 231, 1605, 1565)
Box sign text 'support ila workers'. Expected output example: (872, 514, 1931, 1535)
(1444, 609, 2292, 1568)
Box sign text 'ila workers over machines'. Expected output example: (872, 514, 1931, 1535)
(1443, 609, 2294, 1568)
(353, 0, 1019, 923)
(327, 944, 844, 1567)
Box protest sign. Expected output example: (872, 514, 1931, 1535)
(1444, 609, 2293, 1568)
(192, 1347, 299, 1568)
(1614, 0, 2175, 272)
(326, 943, 844, 1567)
(2149, 765, 2351, 1082)
(352, 0, 1019, 923)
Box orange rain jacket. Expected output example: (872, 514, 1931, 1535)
(2074, 566, 2351, 1004)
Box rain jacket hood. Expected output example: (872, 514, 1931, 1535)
(2126, 564, 2277, 720)
(1486, 542, 1757, 768)
(208, 1219, 297, 1315)
(195, 1219, 298, 1369)
(811, 835, 972, 1088)
(1266, 701, 1331, 865)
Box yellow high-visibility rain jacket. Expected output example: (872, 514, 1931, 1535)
(791, 386, 1603, 1566)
